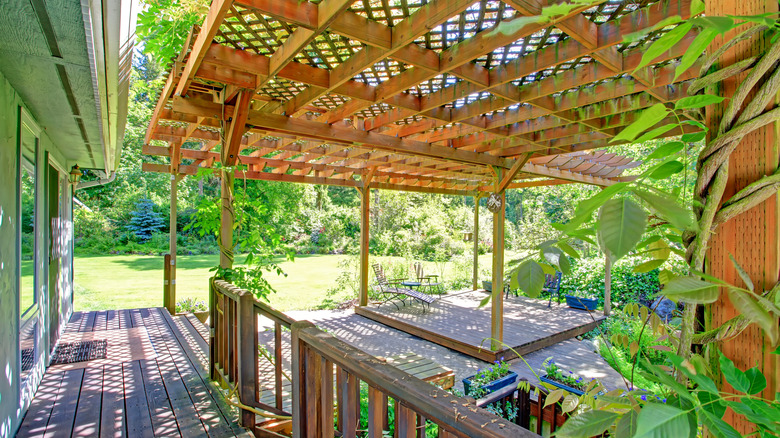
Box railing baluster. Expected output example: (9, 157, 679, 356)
(338, 367, 358, 438)
(367, 386, 383, 437)
(321, 358, 334, 438)
(274, 321, 283, 410)
(396, 403, 416, 438)
(209, 280, 216, 381)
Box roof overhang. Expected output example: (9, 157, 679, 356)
(0, 0, 136, 173)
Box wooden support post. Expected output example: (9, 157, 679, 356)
(167, 173, 177, 315)
(359, 181, 371, 307)
(220, 168, 235, 270)
(472, 194, 480, 291)
(491, 171, 505, 350)
(604, 255, 611, 316)
(209, 279, 216, 380)
(291, 321, 316, 438)
(236, 291, 258, 429)
(163, 253, 172, 314)
(705, 0, 779, 432)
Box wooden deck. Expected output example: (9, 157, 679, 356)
(355, 291, 606, 362)
(16, 308, 251, 438)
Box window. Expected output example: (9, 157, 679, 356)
(19, 108, 39, 381)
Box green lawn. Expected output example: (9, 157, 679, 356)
(73, 252, 506, 312)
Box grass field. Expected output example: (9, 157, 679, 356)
(73, 253, 503, 312)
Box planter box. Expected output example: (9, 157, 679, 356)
(540, 375, 586, 396)
(565, 295, 598, 311)
(482, 281, 492, 292)
(463, 371, 518, 397)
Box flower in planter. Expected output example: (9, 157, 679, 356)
(464, 357, 515, 398)
(541, 358, 592, 393)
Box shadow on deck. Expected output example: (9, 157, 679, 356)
(355, 290, 606, 362)
(16, 308, 251, 438)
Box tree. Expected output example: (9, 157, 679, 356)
(127, 198, 164, 241)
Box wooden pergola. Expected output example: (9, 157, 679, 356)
(143, 0, 703, 350)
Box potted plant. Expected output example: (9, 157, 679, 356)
(463, 358, 518, 398)
(564, 290, 598, 311)
(176, 297, 209, 323)
(539, 358, 591, 395)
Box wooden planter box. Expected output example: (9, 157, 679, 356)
(565, 295, 598, 311)
(463, 371, 519, 398)
(540, 375, 586, 396)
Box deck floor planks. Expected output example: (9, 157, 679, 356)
(72, 365, 104, 437)
(100, 363, 126, 438)
(153, 309, 238, 437)
(356, 292, 605, 361)
(138, 358, 180, 436)
(18, 308, 250, 438)
(16, 372, 66, 436)
(123, 361, 155, 438)
(43, 368, 84, 438)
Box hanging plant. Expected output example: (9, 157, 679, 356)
(486, 193, 503, 213)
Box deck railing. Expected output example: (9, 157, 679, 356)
(211, 279, 539, 437)
(476, 378, 569, 435)
(211, 279, 295, 433)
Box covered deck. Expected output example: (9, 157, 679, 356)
(355, 291, 605, 362)
(16, 309, 249, 438)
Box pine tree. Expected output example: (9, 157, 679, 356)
(127, 198, 164, 241)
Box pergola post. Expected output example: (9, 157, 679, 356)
(491, 171, 505, 350)
(166, 173, 178, 314)
(472, 194, 480, 291)
(706, 0, 779, 432)
(359, 169, 376, 307)
(220, 169, 235, 270)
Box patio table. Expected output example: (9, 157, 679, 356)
(400, 280, 423, 289)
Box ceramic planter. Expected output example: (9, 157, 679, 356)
(565, 295, 598, 311)
(482, 281, 492, 292)
(540, 375, 586, 395)
(463, 371, 519, 397)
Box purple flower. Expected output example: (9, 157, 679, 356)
(640, 395, 647, 401)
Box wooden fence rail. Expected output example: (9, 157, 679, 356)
(291, 320, 538, 438)
(211, 279, 541, 437)
(211, 279, 294, 435)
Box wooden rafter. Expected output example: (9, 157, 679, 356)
(144, 0, 705, 195)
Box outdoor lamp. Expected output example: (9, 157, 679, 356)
(69, 165, 81, 185)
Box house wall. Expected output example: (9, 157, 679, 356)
(0, 70, 74, 438)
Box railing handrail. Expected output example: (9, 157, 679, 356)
(212, 279, 296, 328)
(293, 321, 539, 438)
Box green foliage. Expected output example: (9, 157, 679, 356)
(541, 359, 590, 392)
(136, 0, 209, 66)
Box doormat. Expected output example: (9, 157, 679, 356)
(51, 339, 107, 365)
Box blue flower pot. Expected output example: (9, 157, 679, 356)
(565, 295, 598, 311)
(463, 371, 518, 397)
(482, 281, 492, 292)
(540, 375, 586, 395)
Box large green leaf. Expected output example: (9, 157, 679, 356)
(719, 353, 750, 394)
(633, 403, 691, 438)
(675, 94, 726, 110)
(554, 410, 620, 438)
(614, 409, 639, 437)
(612, 104, 670, 144)
(634, 124, 678, 144)
(634, 189, 697, 232)
(647, 141, 685, 160)
(649, 160, 684, 180)
(563, 183, 630, 232)
(633, 23, 693, 74)
(728, 254, 754, 291)
(597, 198, 647, 262)
(727, 288, 779, 346)
(743, 368, 767, 395)
(514, 260, 545, 298)
(633, 259, 665, 273)
(675, 27, 718, 80)
(662, 277, 720, 304)
(697, 391, 727, 417)
(556, 241, 580, 259)
(699, 409, 742, 438)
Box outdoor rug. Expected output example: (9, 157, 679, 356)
(51, 339, 108, 365)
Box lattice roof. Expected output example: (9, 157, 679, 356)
(143, 0, 702, 195)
